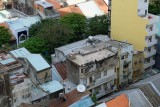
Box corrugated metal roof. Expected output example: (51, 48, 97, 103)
(151, 78, 160, 96)
(69, 96, 94, 107)
(140, 84, 160, 107)
(52, 65, 63, 82)
(54, 63, 67, 80)
(77, 1, 104, 18)
(7, 16, 40, 30)
(26, 54, 51, 71)
(39, 80, 63, 93)
(10, 48, 31, 58)
(1, 58, 16, 65)
(35, 1, 53, 8)
(10, 48, 51, 72)
(48, 89, 91, 107)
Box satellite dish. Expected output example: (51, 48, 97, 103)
(77, 84, 86, 92)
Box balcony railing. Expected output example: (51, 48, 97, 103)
(87, 73, 116, 89)
(145, 39, 157, 47)
(144, 60, 155, 69)
(148, 13, 159, 25)
(144, 49, 156, 58)
(96, 86, 117, 98)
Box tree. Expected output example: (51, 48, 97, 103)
(0, 26, 11, 47)
(88, 15, 108, 36)
(91, 93, 98, 105)
(60, 13, 87, 40)
(149, 0, 160, 15)
(20, 36, 47, 54)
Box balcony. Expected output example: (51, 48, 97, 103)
(146, 28, 158, 36)
(145, 39, 157, 47)
(87, 73, 116, 90)
(95, 73, 116, 85)
(96, 86, 117, 98)
(144, 49, 156, 58)
(144, 60, 155, 69)
(148, 13, 159, 25)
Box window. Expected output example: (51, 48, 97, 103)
(83, 78, 87, 85)
(145, 10, 147, 16)
(144, 0, 147, 2)
(123, 63, 129, 68)
(121, 55, 125, 60)
(94, 86, 101, 94)
(89, 77, 92, 83)
(94, 73, 101, 80)
(104, 70, 107, 76)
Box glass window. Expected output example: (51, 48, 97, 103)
(104, 70, 107, 76)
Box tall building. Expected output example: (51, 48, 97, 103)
(111, 0, 158, 72)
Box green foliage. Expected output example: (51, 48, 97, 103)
(60, 13, 87, 40)
(20, 36, 47, 53)
(149, 0, 160, 15)
(0, 26, 11, 47)
(91, 93, 98, 104)
(88, 15, 108, 36)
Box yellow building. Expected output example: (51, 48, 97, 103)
(132, 51, 144, 82)
(111, 0, 158, 72)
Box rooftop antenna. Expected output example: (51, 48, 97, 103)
(77, 84, 86, 92)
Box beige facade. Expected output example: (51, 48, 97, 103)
(132, 51, 144, 82)
(66, 41, 118, 98)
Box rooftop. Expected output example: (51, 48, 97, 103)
(54, 63, 67, 80)
(7, 16, 40, 31)
(57, 5, 83, 17)
(39, 80, 63, 94)
(0, 51, 22, 72)
(107, 40, 132, 49)
(46, 0, 62, 9)
(140, 84, 160, 107)
(106, 94, 129, 107)
(56, 35, 110, 56)
(77, 1, 104, 18)
(0, 22, 16, 41)
(69, 42, 115, 66)
(10, 48, 51, 72)
(35, 1, 53, 8)
(48, 89, 91, 107)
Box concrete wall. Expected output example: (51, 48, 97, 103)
(111, 0, 148, 51)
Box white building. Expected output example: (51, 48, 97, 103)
(6, 16, 40, 45)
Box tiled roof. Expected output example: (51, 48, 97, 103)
(54, 63, 67, 80)
(48, 89, 91, 107)
(57, 5, 83, 17)
(46, 0, 62, 9)
(106, 94, 129, 107)
(0, 22, 16, 41)
(94, 0, 108, 14)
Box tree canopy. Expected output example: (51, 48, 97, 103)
(149, 0, 160, 15)
(88, 15, 108, 36)
(0, 26, 11, 47)
(60, 13, 87, 40)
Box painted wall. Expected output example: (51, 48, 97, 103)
(111, 0, 148, 51)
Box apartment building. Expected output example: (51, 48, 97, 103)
(10, 48, 52, 85)
(107, 40, 133, 88)
(111, 0, 158, 72)
(66, 38, 118, 98)
(132, 51, 144, 82)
